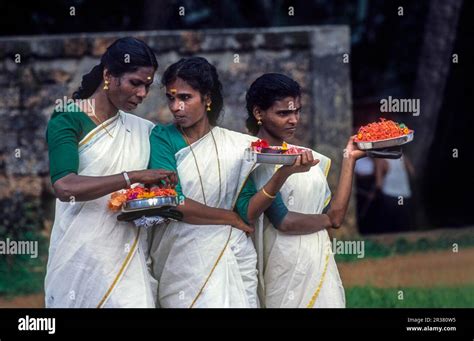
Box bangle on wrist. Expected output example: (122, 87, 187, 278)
(261, 187, 276, 199)
(122, 171, 131, 188)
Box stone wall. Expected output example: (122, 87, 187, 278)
(0, 26, 357, 237)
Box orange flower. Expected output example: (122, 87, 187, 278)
(107, 186, 177, 211)
(356, 118, 411, 142)
(108, 193, 128, 211)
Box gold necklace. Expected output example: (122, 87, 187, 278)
(180, 126, 222, 205)
(90, 105, 115, 138)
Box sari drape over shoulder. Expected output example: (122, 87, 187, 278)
(45, 112, 156, 308)
(251, 146, 346, 308)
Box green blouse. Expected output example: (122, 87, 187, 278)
(46, 106, 96, 184)
(148, 123, 288, 228)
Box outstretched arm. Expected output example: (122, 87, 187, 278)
(175, 198, 254, 233)
(246, 150, 320, 224)
(277, 136, 366, 234)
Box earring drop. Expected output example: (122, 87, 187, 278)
(206, 103, 211, 112)
(257, 119, 263, 126)
(103, 80, 109, 90)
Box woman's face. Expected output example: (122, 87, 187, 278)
(165, 77, 209, 128)
(106, 66, 155, 112)
(255, 96, 301, 141)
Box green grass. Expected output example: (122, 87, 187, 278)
(346, 286, 474, 308)
(335, 234, 474, 263)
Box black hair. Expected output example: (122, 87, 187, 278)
(245, 73, 301, 135)
(161, 56, 223, 126)
(73, 37, 158, 100)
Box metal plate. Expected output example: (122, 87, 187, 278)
(122, 196, 177, 212)
(355, 131, 414, 150)
(254, 151, 299, 165)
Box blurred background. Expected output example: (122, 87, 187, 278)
(0, 0, 473, 308)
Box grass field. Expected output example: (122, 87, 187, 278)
(0, 229, 473, 308)
(0, 254, 46, 297)
(346, 286, 474, 308)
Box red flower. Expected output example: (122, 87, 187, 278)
(251, 139, 270, 150)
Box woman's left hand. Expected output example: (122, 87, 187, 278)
(345, 135, 366, 161)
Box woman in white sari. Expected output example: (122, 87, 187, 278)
(241, 73, 366, 308)
(148, 58, 317, 308)
(45, 38, 177, 308)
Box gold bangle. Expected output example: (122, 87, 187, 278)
(261, 187, 276, 199)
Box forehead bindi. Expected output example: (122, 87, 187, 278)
(166, 78, 197, 95)
(127, 68, 155, 84)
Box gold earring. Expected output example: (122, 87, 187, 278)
(103, 80, 109, 90)
(257, 119, 263, 126)
(206, 103, 211, 112)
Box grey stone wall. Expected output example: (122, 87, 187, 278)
(0, 26, 356, 237)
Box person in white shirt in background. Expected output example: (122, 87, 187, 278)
(375, 155, 416, 232)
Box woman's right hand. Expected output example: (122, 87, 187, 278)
(230, 212, 255, 234)
(279, 150, 320, 177)
(131, 169, 178, 187)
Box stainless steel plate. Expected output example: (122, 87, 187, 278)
(122, 196, 177, 212)
(254, 151, 299, 165)
(355, 131, 414, 150)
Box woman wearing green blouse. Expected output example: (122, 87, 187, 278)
(147, 57, 318, 308)
(45, 37, 176, 308)
(240, 73, 366, 308)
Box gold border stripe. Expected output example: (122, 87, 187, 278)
(189, 227, 232, 308)
(306, 250, 330, 308)
(96, 228, 141, 308)
(324, 194, 332, 208)
(189, 161, 257, 308)
(324, 158, 331, 177)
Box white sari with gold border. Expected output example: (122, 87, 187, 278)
(44, 112, 156, 308)
(252, 146, 346, 308)
(148, 127, 260, 308)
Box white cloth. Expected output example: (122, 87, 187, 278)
(382, 157, 412, 198)
(133, 216, 168, 229)
(148, 127, 261, 308)
(251, 146, 346, 308)
(45, 112, 157, 308)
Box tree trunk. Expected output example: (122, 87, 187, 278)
(409, 0, 463, 227)
(411, 0, 463, 173)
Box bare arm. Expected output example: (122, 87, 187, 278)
(326, 156, 357, 228)
(52, 169, 177, 202)
(247, 150, 320, 224)
(175, 198, 253, 233)
(278, 211, 332, 235)
(278, 136, 367, 234)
